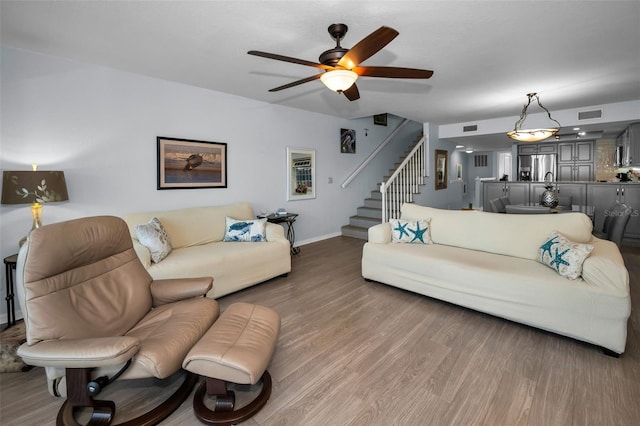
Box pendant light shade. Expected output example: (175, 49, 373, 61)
(320, 70, 358, 92)
(507, 93, 561, 142)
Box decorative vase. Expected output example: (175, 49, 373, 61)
(541, 186, 559, 208)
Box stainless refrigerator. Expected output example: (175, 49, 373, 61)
(518, 154, 557, 181)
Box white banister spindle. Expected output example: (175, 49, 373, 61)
(380, 135, 426, 223)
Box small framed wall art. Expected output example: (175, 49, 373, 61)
(340, 128, 356, 153)
(286, 147, 316, 201)
(157, 137, 227, 189)
(373, 113, 388, 126)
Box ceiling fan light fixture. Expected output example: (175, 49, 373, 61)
(506, 93, 561, 142)
(320, 70, 358, 92)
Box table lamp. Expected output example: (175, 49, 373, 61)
(1, 164, 69, 246)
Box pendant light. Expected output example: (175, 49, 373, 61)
(507, 93, 561, 142)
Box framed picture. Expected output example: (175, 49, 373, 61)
(435, 149, 448, 190)
(157, 137, 227, 189)
(373, 113, 388, 126)
(456, 163, 463, 180)
(287, 147, 315, 201)
(340, 128, 356, 153)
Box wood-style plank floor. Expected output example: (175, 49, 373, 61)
(1, 237, 639, 425)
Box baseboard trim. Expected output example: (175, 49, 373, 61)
(296, 232, 342, 247)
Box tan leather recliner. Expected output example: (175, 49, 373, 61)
(16, 215, 220, 425)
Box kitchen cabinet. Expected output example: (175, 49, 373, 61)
(483, 182, 507, 212)
(631, 124, 640, 166)
(482, 182, 529, 211)
(558, 141, 593, 162)
(558, 163, 593, 182)
(587, 183, 640, 243)
(617, 123, 640, 166)
(530, 182, 586, 207)
(557, 141, 594, 181)
(555, 183, 587, 206)
(504, 182, 529, 205)
(518, 143, 557, 155)
(530, 183, 547, 203)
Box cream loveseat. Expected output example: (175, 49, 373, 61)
(362, 203, 631, 354)
(123, 203, 291, 299)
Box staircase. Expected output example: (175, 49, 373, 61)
(341, 135, 426, 240)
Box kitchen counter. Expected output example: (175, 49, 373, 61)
(482, 180, 640, 245)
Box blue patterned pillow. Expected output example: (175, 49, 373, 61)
(389, 219, 432, 244)
(223, 217, 267, 242)
(537, 230, 593, 279)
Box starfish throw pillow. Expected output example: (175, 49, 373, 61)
(537, 230, 593, 279)
(390, 219, 432, 244)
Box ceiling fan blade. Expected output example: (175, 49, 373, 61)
(353, 66, 433, 79)
(248, 50, 332, 70)
(343, 84, 360, 101)
(337, 26, 399, 69)
(268, 74, 323, 92)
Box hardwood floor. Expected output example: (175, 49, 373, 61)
(1, 237, 639, 425)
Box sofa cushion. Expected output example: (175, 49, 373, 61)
(400, 204, 593, 261)
(390, 219, 432, 244)
(537, 231, 594, 279)
(223, 217, 267, 242)
(135, 217, 172, 263)
(123, 203, 254, 249)
(144, 239, 291, 299)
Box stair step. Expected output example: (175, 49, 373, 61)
(357, 206, 382, 219)
(370, 191, 382, 200)
(349, 215, 381, 229)
(341, 225, 369, 240)
(364, 198, 382, 208)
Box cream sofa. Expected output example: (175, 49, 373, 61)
(123, 203, 291, 299)
(362, 203, 631, 354)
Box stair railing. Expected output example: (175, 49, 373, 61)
(341, 118, 410, 189)
(380, 134, 426, 222)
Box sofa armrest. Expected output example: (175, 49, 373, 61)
(17, 336, 140, 368)
(582, 237, 629, 294)
(368, 222, 391, 243)
(132, 240, 152, 269)
(150, 277, 214, 306)
(265, 222, 286, 241)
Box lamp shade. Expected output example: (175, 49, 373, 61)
(320, 70, 358, 92)
(506, 128, 560, 143)
(2, 171, 69, 205)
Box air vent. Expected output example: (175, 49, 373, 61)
(292, 158, 312, 168)
(474, 154, 488, 167)
(463, 124, 478, 132)
(577, 109, 603, 120)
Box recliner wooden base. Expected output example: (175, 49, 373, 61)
(192, 371, 272, 426)
(56, 368, 197, 426)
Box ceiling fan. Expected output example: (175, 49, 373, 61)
(248, 23, 433, 101)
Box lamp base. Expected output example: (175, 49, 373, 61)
(18, 202, 43, 247)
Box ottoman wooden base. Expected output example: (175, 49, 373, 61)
(183, 303, 280, 426)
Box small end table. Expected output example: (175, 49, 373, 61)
(3, 253, 18, 328)
(260, 213, 300, 255)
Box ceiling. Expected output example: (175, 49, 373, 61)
(1, 1, 639, 151)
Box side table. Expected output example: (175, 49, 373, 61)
(3, 253, 18, 328)
(260, 213, 300, 255)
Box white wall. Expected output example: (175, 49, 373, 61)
(0, 47, 419, 321)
